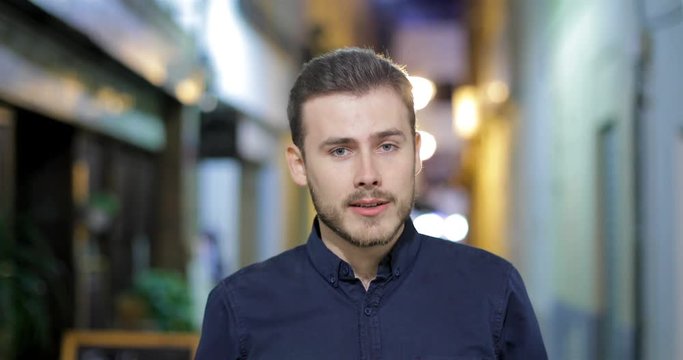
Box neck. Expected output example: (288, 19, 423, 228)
(318, 221, 403, 290)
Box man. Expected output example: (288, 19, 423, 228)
(196, 48, 547, 359)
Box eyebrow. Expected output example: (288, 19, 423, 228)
(318, 128, 407, 150)
(373, 128, 406, 141)
(319, 137, 355, 150)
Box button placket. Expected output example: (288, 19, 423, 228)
(363, 285, 382, 317)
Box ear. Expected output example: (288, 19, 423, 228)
(286, 144, 308, 186)
(414, 131, 423, 175)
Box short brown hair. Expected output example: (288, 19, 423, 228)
(287, 48, 415, 152)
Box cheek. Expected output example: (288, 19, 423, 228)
(381, 158, 415, 180)
(308, 165, 351, 197)
(386, 166, 416, 197)
(395, 172, 415, 192)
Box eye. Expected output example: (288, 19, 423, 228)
(379, 143, 397, 152)
(331, 147, 351, 157)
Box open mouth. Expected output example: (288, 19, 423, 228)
(348, 198, 391, 217)
(351, 202, 387, 208)
(349, 199, 389, 208)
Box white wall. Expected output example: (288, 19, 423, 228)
(510, 0, 639, 358)
(640, 14, 683, 360)
(203, 0, 297, 130)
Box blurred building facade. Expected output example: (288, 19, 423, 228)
(0, 0, 309, 358)
(468, 0, 683, 359)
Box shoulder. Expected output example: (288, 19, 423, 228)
(225, 245, 307, 286)
(417, 234, 515, 284)
(214, 245, 309, 302)
(421, 235, 512, 267)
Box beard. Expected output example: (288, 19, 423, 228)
(310, 186, 415, 248)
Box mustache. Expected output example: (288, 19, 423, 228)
(345, 189, 396, 205)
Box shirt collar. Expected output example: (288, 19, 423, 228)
(306, 217, 422, 286)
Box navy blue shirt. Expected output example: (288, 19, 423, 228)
(196, 219, 547, 359)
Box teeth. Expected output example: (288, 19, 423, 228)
(358, 203, 379, 208)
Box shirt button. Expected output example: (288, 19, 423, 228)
(341, 266, 349, 276)
(363, 307, 372, 316)
(394, 267, 401, 277)
(328, 275, 337, 284)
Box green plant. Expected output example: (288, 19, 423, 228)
(0, 216, 67, 359)
(130, 269, 195, 332)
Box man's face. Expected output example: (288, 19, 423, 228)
(287, 86, 421, 248)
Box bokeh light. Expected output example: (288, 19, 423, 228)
(417, 130, 437, 161)
(409, 76, 436, 111)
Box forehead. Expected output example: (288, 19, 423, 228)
(301, 87, 411, 143)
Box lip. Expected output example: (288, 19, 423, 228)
(348, 198, 390, 217)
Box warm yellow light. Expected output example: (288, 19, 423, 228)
(485, 81, 509, 104)
(409, 76, 436, 110)
(141, 59, 167, 86)
(452, 86, 480, 139)
(72, 160, 89, 205)
(417, 130, 437, 161)
(175, 78, 203, 105)
(95, 87, 134, 114)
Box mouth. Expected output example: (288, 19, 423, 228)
(348, 198, 390, 216)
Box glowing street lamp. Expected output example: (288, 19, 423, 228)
(409, 76, 436, 111)
(452, 86, 480, 139)
(417, 130, 437, 161)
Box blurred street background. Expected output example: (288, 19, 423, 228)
(0, 0, 681, 359)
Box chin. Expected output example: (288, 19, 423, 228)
(345, 235, 393, 248)
(345, 217, 402, 247)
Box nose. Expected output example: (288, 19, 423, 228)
(353, 152, 381, 188)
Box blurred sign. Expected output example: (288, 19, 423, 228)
(0, 45, 165, 151)
(60, 330, 199, 360)
(32, 0, 206, 101)
(0, 1, 168, 152)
